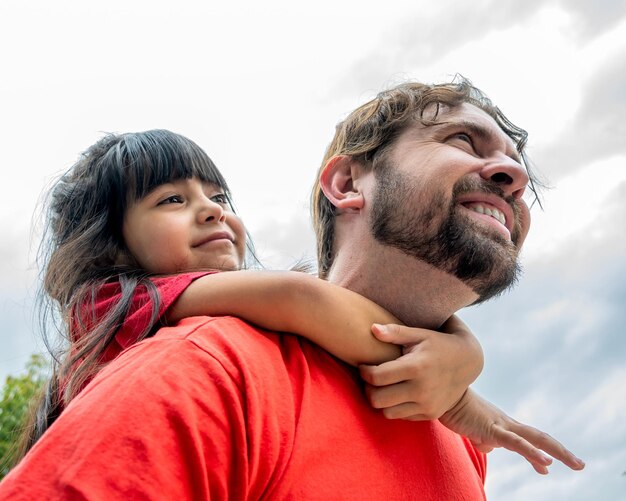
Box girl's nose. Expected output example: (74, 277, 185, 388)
(197, 198, 225, 224)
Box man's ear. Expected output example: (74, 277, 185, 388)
(319, 155, 365, 211)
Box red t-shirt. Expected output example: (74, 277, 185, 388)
(72, 271, 214, 364)
(61, 272, 214, 404)
(0, 316, 487, 500)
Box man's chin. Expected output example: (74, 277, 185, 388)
(461, 255, 521, 304)
(449, 227, 521, 303)
(469, 278, 517, 305)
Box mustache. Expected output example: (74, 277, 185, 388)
(452, 176, 511, 201)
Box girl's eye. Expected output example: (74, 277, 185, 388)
(158, 195, 184, 205)
(211, 193, 228, 205)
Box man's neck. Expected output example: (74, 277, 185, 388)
(326, 239, 478, 329)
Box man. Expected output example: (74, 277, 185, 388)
(0, 79, 582, 499)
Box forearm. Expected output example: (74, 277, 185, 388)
(169, 270, 401, 366)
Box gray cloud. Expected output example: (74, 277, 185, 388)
(248, 212, 317, 270)
(0, 222, 36, 289)
(535, 49, 626, 179)
(564, 0, 626, 39)
(327, 0, 551, 99)
(0, 293, 42, 383)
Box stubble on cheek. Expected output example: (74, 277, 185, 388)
(369, 167, 450, 264)
(370, 169, 522, 302)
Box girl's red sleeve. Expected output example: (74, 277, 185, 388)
(81, 271, 216, 363)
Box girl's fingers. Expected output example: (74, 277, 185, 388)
(401, 413, 433, 422)
(359, 357, 421, 386)
(371, 323, 428, 345)
(491, 427, 553, 474)
(364, 381, 416, 410)
(364, 382, 444, 420)
(379, 402, 427, 420)
(508, 423, 586, 471)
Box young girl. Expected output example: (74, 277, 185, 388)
(16, 129, 581, 476)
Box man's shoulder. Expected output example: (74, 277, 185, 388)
(153, 315, 284, 353)
(84, 316, 305, 405)
(118, 315, 315, 382)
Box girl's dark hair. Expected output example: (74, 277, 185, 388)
(15, 129, 256, 461)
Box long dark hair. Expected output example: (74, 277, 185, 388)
(16, 129, 256, 461)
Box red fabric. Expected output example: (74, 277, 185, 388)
(0, 316, 486, 500)
(73, 271, 214, 364)
(62, 272, 213, 404)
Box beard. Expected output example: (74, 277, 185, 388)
(370, 168, 524, 304)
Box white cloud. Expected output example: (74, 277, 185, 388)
(576, 367, 626, 442)
(248, 211, 317, 270)
(487, 367, 626, 500)
(523, 156, 626, 261)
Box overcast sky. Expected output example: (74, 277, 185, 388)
(1, 0, 625, 499)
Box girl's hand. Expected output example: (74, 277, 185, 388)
(439, 389, 586, 474)
(359, 319, 483, 420)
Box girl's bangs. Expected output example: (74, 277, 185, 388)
(121, 130, 231, 202)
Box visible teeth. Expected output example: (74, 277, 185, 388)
(467, 204, 506, 227)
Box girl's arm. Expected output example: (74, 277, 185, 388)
(168, 270, 401, 365)
(168, 270, 482, 419)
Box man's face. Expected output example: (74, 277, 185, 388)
(369, 103, 531, 303)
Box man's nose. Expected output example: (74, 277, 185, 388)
(480, 153, 529, 200)
(197, 199, 225, 224)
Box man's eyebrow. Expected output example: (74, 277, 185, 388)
(434, 119, 522, 164)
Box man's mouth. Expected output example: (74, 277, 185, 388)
(463, 202, 506, 226)
(459, 201, 512, 240)
(453, 179, 518, 240)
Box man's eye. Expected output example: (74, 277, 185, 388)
(211, 193, 228, 205)
(451, 132, 472, 144)
(158, 195, 184, 205)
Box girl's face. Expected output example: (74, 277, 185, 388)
(122, 178, 246, 274)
